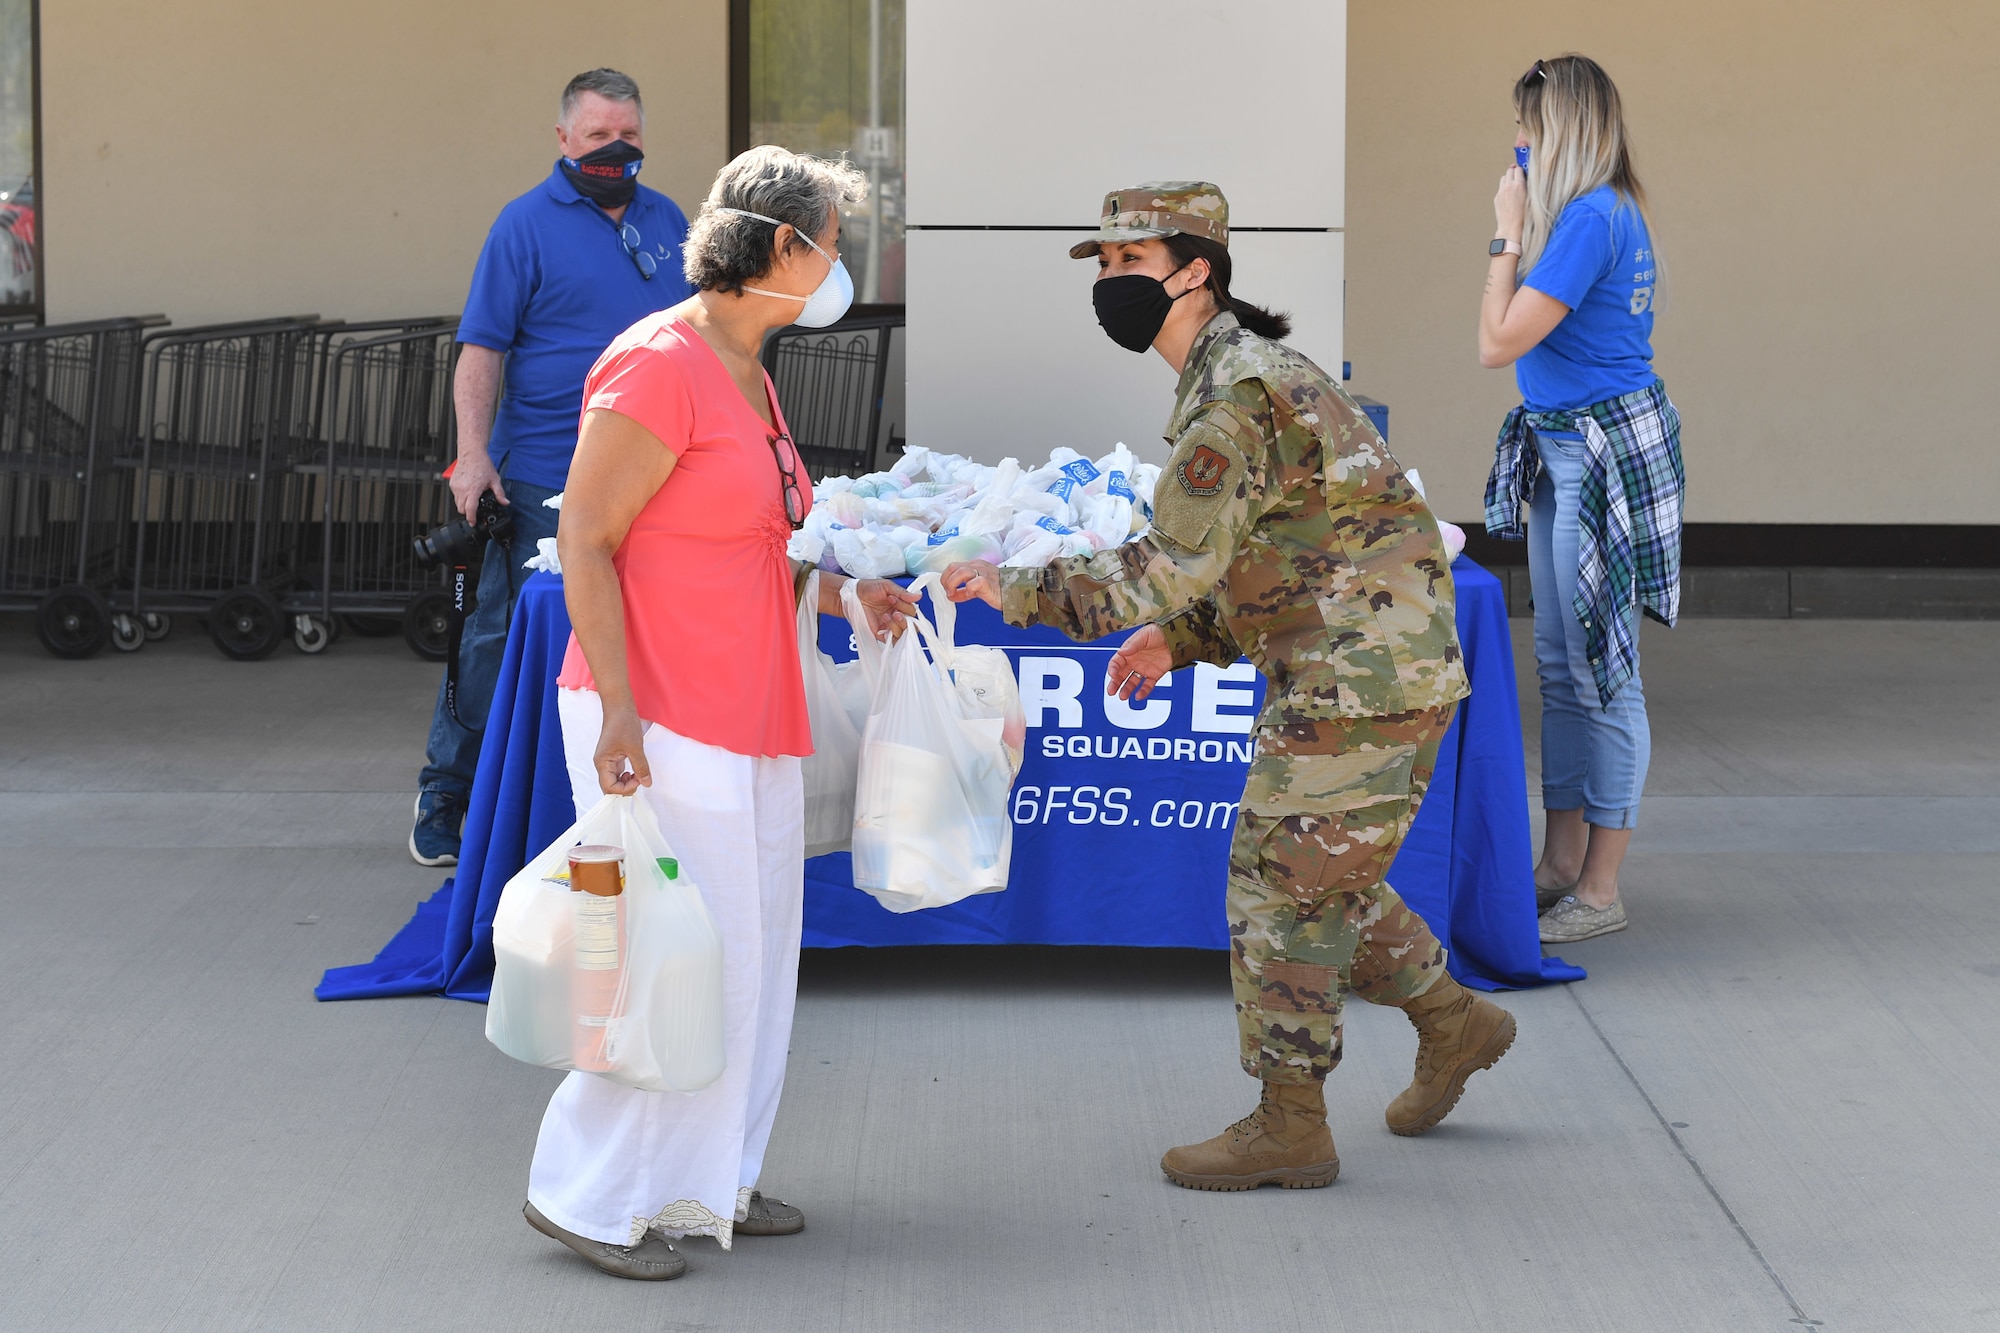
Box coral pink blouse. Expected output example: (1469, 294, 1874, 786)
(556, 314, 813, 758)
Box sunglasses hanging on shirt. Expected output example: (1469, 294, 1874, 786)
(618, 223, 656, 280)
(768, 432, 806, 530)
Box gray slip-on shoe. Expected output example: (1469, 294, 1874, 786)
(1539, 895, 1628, 944)
(524, 1202, 687, 1280)
(734, 1190, 804, 1236)
(1535, 878, 1576, 912)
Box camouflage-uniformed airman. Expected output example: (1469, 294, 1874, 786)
(944, 182, 1517, 1192)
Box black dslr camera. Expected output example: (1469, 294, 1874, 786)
(413, 492, 517, 569)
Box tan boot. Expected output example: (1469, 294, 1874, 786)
(1385, 975, 1517, 1136)
(1160, 1081, 1340, 1191)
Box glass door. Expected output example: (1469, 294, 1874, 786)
(742, 0, 905, 306)
(0, 0, 39, 321)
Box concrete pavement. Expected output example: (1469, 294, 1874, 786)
(0, 613, 1994, 1332)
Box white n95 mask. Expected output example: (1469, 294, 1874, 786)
(718, 206, 855, 327)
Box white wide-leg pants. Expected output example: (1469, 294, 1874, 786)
(527, 687, 805, 1249)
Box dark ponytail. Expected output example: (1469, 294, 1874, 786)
(1163, 233, 1293, 341)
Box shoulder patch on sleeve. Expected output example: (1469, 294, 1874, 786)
(1152, 418, 1248, 553)
(1178, 442, 1231, 497)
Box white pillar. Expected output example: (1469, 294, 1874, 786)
(904, 0, 1347, 462)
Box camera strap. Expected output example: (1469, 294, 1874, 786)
(443, 563, 483, 733)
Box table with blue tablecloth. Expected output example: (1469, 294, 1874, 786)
(318, 557, 1582, 1003)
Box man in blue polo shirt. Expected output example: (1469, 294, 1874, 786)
(411, 67, 691, 865)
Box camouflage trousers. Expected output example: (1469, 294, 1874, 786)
(1228, 702, 1458, 1084)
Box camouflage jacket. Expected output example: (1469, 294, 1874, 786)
(999, 312, 1469, 722)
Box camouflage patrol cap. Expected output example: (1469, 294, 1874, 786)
(1069, 181, 1230, 259)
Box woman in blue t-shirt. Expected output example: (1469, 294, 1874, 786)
(1478, 54, 1686, 946)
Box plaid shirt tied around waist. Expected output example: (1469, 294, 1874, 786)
(1483, 378, 1684, 705)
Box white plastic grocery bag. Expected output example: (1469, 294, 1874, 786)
(913, 573, 1027, 772)
(798, 571, 866, 858)
(849, 573, 1025, 913)
(486, 792, 726, 1093)
(837, 575, 890, 721)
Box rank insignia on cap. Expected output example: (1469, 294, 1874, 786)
(1178, 443, 1230, 497)
(1068, 180, 1232, 259)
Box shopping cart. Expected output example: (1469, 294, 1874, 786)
(286, 321, 461, 659)
(761, 312, 902, 480)
(0, 315, 168, 657)
(119, 316, 328, 659)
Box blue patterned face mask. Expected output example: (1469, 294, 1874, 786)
(720, 207, 856, 328)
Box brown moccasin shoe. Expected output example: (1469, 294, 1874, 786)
(524, 1201, 687, 1280)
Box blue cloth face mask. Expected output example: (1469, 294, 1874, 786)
(718, 207, 855, 327)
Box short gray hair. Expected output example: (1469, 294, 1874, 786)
(560, 69, 642, 127)
(683, 146, 868, 294)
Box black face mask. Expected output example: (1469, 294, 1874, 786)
(1092, 267, 1197, 353)
(562, 140, 644, 209)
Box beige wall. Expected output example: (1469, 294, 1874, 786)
(1347, 0, 2000, 525)
(38, 1, 728, 328)
(37, 0, 1998, 526)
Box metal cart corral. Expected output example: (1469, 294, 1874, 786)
(288, 322, 461, 659)
(761, 312, 904, 480)
(119, 316, 330, 659)
(0, 315, 167, 656)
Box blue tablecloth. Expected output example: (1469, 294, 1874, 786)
(319, 558, 1582, 1002)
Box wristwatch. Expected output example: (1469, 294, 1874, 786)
(1489, 238, 1522, 257)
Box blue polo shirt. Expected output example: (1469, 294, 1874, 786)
(458, 163, 692, 489)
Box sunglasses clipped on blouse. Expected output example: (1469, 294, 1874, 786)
(767, 431, 806, 530)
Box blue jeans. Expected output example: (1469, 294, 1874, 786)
(1526, 431, 1650, 829)
(418, 476, 563, 800)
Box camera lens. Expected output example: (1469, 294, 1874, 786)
(412, 516, 480, 569)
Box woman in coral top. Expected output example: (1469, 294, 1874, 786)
(524, 146, 915, 1281)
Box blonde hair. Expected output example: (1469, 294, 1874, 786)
(1514, 55, 1654, 274)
